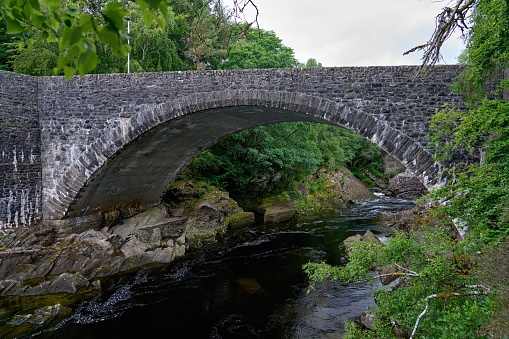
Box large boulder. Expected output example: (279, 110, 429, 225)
(259, 168, 375, 221)
(322, 168, 375, 204)
(379, 265, 400, 285)
(264, 205, 297, 224)
(258, 194, 298, 224)
(227, 211, 256, 228)
(294, 168, 375, 216)
(360, 311, 376, 329)
(388, 171, 428, 199)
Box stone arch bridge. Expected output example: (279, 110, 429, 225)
(0, 65, 464, 231)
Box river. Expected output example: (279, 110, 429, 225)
(34, 194, 413, 338)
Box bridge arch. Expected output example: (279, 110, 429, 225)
(45, 89, 442, 227)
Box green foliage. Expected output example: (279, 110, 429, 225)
(2, 0, 289, 77)
(454, 0, 509, 102)
(342, 132, 384, 186)
(423, 2, 509, 334)
(92, 0, 213, 73)
(185, 122, 320, 206)
(299, 58, 322, 68)
(9, 30, 57, 75)
(429, 99, 509, 241)
(185, 122, 382, 207)
(305, 226, 494, 338)
(342, 319, 394, 339)
(185, 1, 229, 70)
(303, 239, 381, 292)
(295, 175, 335, 215)
(0, 18, 18, 71)
(0, 0, 170, 79)
(219, 27, 298, 69)
(125, 2, 183, 72)
(3, 0, 288, 75)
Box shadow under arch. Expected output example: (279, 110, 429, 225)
(45, 89, 442, 227)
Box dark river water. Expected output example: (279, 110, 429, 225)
(34, 195, 413, 339)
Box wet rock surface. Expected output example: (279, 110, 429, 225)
(387, 171, 428, 199)
(0, 184, 254, 303)
(341, 230, 384, 254)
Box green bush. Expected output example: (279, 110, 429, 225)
(304, 225, 494, 338)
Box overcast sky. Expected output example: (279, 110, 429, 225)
(241, 0, 464, 67)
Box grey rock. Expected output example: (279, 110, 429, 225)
(388, 171, 428, 199)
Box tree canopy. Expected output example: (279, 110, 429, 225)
(0, 0, 259, 78)
(219, 26, 298, 69)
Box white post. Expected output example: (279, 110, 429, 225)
(127, 17, 130, 73)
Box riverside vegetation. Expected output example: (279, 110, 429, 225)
(304, 1, 509, 337)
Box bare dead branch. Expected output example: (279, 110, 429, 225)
(395, 263, 419, 276)
(229, 0, 259, 28)
(410, 284, 491, 338)
(375, 264, 420, 280)
(405, 0, 477, 74)
(376, 272, 419, 279)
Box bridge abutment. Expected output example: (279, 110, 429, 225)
(0, 71, 42, 228)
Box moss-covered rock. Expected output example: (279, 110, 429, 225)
(256, 193, 298, 224)
(387, 171, 428, 199)
(253, 167, 375, 222)
(296, 167, 374, 216)
(263, 205, 297, 224)
(227, 212, 256, 228)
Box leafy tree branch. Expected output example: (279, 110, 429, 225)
(410, 284, 491, 338)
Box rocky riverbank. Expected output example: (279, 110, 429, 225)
(0, 181, 250, 298)
(0, 166, 417, 337)
(0, 169, 375, 298)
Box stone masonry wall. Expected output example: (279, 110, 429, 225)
(0, 65, 465, 228)
(0, 71, 41, 228)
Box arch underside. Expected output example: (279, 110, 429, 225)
(65, 107, 329, 219)
(64, 107, 438, 221)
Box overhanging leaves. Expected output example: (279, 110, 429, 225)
(1, 0, 259, 78)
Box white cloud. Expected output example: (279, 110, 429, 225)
(241, 0, 464, 66)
